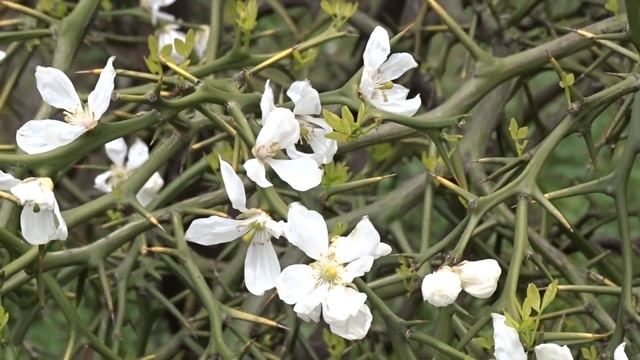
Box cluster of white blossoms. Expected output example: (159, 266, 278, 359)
(1, 22, 513, 343)
(492, 313, 628, 359)
(94, 138, 165, 206)
(421, 259, 502, 307)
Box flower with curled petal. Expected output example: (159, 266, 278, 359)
(243, 81, 323, 191)
(94, 138, 164, 206)
(185, 157, 284, 296)
(261, 80, 338, 165)
(0, 172, 67, 245)
(275, 203, 391, 340)
(359, 26, 421, 116)
(16, 57, 116, 154)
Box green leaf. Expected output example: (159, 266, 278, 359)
(604, 0, 619, 14)
(323, 328, 346, 359)
(559, 73, 574, 88)
(160, 44, 173, 59)
(148, 35, 159, 56)
(322, 109, 349, 134)
(370, 144, 393, 163)
(325, 132, 349, 141)
(356, 102, 366, 125)
(504, 312, 519, 330)
(541, 279, 558, 310)
(341, 105, 355, 130)
(509, 117, 518, 139)
(516, 126, 528, 139)
(322, 162, 350, 187)
(526, 283, 541, 313)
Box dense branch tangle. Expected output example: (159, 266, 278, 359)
(0, 0, 639, 358)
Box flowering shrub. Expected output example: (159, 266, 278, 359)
(0, 0, 639, 358)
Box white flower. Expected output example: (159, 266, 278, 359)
(359, 26, 421, 116)
(275, 203, 391, 340)
(16, 57, 116, 154)
(456, 259, 501, 298)
(185, 157, 284, 296)
(0, 172, 67, 245)
(492, 313, 629, 360)
(0, 50, 5, 61)
(534, 343, 573, 360)
(491, 313, 527, 360)
(157, 24, 186, 63)
(243, 81, 323, 192)
(421, 266, 461, 307)
(140, 0, 176, 25)
(614, 342, 628, 360)
(194, 25, 210, 59)
(94, 138, 164, 206)
(261, 80, 338, 165)
(421, 259, 501, 307)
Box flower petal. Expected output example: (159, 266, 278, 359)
(284, 202, 328, 260)
(219, 157, 247, 212)
(136, 172, 164, 206)
(287, 80, 321, 115)
(185, 216, 251, 245)
(194, 25, 210, 58)
(331, 216, 380, 264)
(373, 243, 392, 258)
(104, 138, 127, 167)
(369, 84, 421, 116)
(378, 53, 418, 82)
(275, 264, 316, 305)
(35, 66, 81, 112)
(10, 178, 56, 208)
(363, 26, 390, 70)
(614, 342, 628, 360)
(328, 304, 373, 340)
(260, 79, 276, 123)
(534, 343, 573, 360)
(88, 56, 116, 121)
(0, 171, 21, 191)
(286, 128, 338, 165)
(266, 157, 322, 192)
(20, 204, 66, 245)
(293, 284, 328, 323)
(341, 256, 374, 283)
(94, 170, 114, 193)
(244, 237, 280, 296)
(126, 138, 149, 170)
(16, 120, 87, 154)
(243, 158, 272, 188)
(322, 286, 367, 323)
(255, 107, 300, 149)
(491, 313, 527, 360)
(421, 267, 462, 307)
(456, 259, 502, 299)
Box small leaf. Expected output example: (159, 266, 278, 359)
(541, 279, 558, 310)
(509, 117, 518, 139)
(325, 132, 349, 141)
(322, 109, 349, 133)
(341, 105, 355, 129)
(516, 126, 528, 139)
(504, 312, 519, 330)
(322, 162, 350, 188)
(160, 44, 173, 59)
(174, 38, 187, 56)
(356, 102, 366, 125)
(604, 0, 619, 13)
(526, 283, 541, 312)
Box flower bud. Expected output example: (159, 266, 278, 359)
(455, 259, 501, 299)
(421, 267, 462, 307)
(534, 343, 573, 360)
